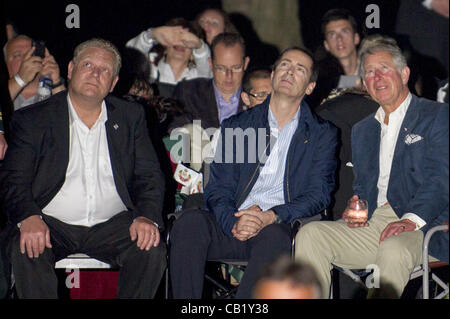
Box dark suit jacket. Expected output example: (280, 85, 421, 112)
(205, 97, 338, 236)
(169, 78, 245, 132)
(316, 92, 379, 220)
(0, 91, 165, 230)
(351, 94, 449, 262)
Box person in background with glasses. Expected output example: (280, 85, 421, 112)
(241, 69, 272, 110)
(169, 33, 249, 132)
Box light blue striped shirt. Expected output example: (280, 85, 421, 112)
(238, 105, 300, 212)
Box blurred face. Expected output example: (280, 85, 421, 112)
(242, 77, 272, 107)
(166, 44, 193, 65)
(198, 9, 225, 44)
(363, 51, 410, 110)
(68, 47, 119, 103)
(5, 36, 31, 77)
(324, 19, 359, 60)
(210, 43, 249, 97)
(271, 50, 316, 100)
(253, 280, 318, 299)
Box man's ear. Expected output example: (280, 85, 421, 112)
(109, 76, 119, 93)
(324, 40, 330, 52)
(208, 57, 213, 72)
(241, 91, 251, 106)
(305, 81, 316, 96)
(243, 56, 250, 71)
(67, 61, 74, 80)
(401, 66, 410, 85)
(354, 33, 360, 46)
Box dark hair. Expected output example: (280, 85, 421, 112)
(242, 69, 271, 93)
(255, 255, 322, 298)
(210, 32, 246, 61)
(321, 8, 358, 37)
(273, 46, 318, 83)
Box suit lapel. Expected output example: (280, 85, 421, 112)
(206, 81, 220, 128)
(389, 95, 420, 188)
(104, 97, 127, 191)
(51, 92, 70, 179)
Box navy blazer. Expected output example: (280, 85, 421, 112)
(0, 91, 165, 229)
(351, 94, 449, 262)
(204, 97, 339, 236)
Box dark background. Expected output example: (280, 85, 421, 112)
(2, 0, 400, 79)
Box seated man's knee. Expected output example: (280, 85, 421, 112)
(171, 209, 210, 238)
(295, 221, 323, 243)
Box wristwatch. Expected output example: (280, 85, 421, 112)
(51, 77, 66, 89)
(273, 214, 282, 224)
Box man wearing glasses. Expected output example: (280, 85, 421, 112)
(241, 69, 272, 109)
(169, 33, 248, 132)
(169, 47, 338, 298)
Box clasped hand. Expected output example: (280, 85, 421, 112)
(231, 205, 275, 242)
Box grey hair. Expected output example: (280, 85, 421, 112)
(3, 35, 32, 62)
(72, 38, 122, 77)
(358, 34, 407, 79)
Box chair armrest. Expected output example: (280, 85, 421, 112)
(290, 209, 327, 255)
(422, 222, 449, 299)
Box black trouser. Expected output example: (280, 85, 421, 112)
(169, 209, 291, 299)
(6, 212, 166, 299)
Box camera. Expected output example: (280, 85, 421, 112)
(32, 40, 46, 58)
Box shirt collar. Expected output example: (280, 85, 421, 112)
(374, 93, 412, 125)
(67, 93, 108, 128)
(268, 104, 301, 130)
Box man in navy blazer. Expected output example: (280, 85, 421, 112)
(0, 39, 166, 298)
(296, 35, 448, 299)
(169, 47, 338, 298)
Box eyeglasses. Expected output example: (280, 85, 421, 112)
(213, 64, 244, 74)
(245, 91, 270, 99)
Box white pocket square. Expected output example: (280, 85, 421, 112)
(345, 162, 354, 167)
(404, 134, 423, 145)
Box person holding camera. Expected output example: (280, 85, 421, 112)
(5, 35, 66, 111)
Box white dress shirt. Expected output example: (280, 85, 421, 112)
(42, 94, 127, 226)
(126, 30, 212, 85)
(374, 93, 426, 229)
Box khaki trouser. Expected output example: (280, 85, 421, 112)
(295, 205, 436, 298)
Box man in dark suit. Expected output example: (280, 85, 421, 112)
(169, 47, 338, 299)
(169, 32, 249, 132)
(0, 38, 167, 298)
(296, 35, 448, 299)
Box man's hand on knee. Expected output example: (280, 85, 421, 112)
(18, 215, 52, 258)
(379, 219, 417, 243)
(129, 216, 160, 251)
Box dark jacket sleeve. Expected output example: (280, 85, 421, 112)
(204, 122, 241, 236)
(0, 111, 43, 225)
(128, 104, 166, 228)
(403, 105, 449, 225)
(270, 123, 339, 222)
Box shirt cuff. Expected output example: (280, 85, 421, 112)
(401, 213, 427, 230)
(422, 0, 433, 10)
(193, 40, 210, 58)
(144, 29, 156, 45)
